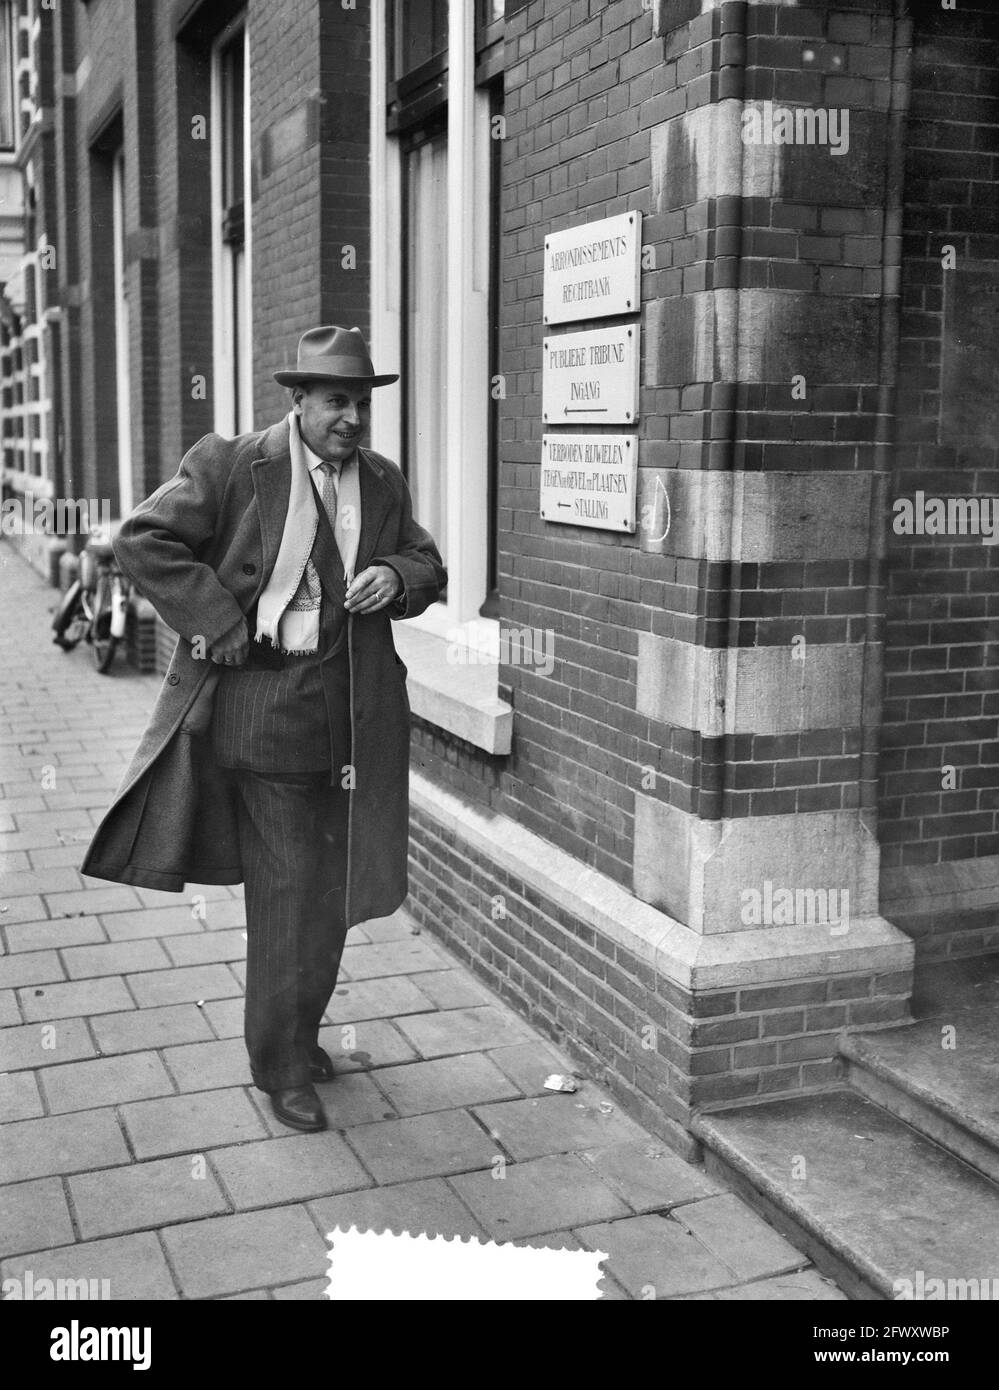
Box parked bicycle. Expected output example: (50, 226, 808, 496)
(52, 526, 131, 674)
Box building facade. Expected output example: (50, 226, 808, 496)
(1, 0, 997, 1153)
(0, 0, 57, 562)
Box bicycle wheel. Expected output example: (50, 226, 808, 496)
(52, 581, 88, 651)
(91, 576, 118, 674)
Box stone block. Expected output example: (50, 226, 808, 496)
(344, 1110, 499, 1185)
(452, 1153, 630, 1241)
(19, 976, 134, 1022)
(0, 1232, 177, 1301)
(316, 1019, 420, 1071)
(91, 1004, 215, 1055)
(160, 1207, 328, 1299)
(0, 1108, 129, 1182)
(393, 1005, 535, 1059)
(576, 1213, 734, 1298)
(0, 1017, 97, 1071)
(40, 1051, 174, 1114)
(61, 938, 171, 979)
(373, 1053, 522, 1117)
(121, 1088, 267, 1160)
(324, 974, 436, 1024)
(338, 938, 451, 980)
(211, 1133, 371, 1210)
(581, 1139, 724, 1213)
(473, 1089, 647, 1161)
(309, 1177, 483, 1243)
(68, 1156, 230, 1240)
(674, 1192, 807, 1280)
(0, 1176, 75, 1258)
(0, 1070, 44, 1122)
(126, 964, 242, 1009)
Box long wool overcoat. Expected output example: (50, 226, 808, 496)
(81, 417, 447, 929)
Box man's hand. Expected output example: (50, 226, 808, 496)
(345, 564, 402, 615)
(209, 616, 249, 666)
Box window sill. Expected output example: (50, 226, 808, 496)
(393, 621, 512, 755)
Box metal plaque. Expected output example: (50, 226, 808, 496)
(543, 212, 642, 326)
(540, 434, 638, 533)
(543, 324, 640, 426)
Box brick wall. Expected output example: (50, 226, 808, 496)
(408, 0, 924, 1121)
(71, 0, 129, 511)
(51, 0, 82, 511)
(46, 0, 373, 505)
(317, 1, 370, 335)
(496, 0, 666, 891)
(127, 0, 161, 503)
(413, 0, 906, 899)
(879, 1, 999, 876)
(407, 803, 910, 1134)
(251, 0, 371, 426)
(159, 0, 240, 475)
(249, 0, 323, 426)
(410, 0, 666, 887)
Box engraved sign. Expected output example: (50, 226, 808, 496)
(543, 212, 642, 326)
(541, 434, 638, 533)
(543, 325, 639, 425)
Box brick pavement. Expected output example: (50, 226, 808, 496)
(0, 543, 846, 1301)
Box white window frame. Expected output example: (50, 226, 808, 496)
(0, 0, 18, 153)
(210, 18, 253, 438)
(371, 0, 493, 649)
(111, 145, 132, 518)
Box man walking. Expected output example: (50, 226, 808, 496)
(83, 326, 447, 1133)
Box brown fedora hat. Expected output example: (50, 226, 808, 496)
(273, 325, 399, 388)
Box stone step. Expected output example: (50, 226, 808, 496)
(693, 1090, 999, 1301)
(841, 1009, 999, 1186)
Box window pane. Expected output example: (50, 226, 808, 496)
(395, 0, 447, 79)
(213, 23, 252, 437)
(112, 148, 133, 515)
(233, 243, 252, 432)
(404, 130, 448, 550)
(0, 2, 14, 150)
(220, 30, 245, 216)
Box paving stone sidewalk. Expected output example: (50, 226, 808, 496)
(0, 543, 846, 1301)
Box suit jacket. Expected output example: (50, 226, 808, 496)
(211, 477, 352, 775)
(81, 417, 447, 930)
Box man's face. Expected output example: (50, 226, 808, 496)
(294, 382, 371, 464)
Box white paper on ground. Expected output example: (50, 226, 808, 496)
(325, 1226, 607, 1301)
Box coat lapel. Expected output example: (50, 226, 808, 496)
(249, 418, 294, 594)
(355, 447, 395, 576)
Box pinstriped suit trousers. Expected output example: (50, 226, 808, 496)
(231, 768, 350, 1092)
(216, 496, 352, 1092)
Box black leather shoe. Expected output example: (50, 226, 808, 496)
(308, 1046, 335, 1083)
(270, 1085, 326, 1133)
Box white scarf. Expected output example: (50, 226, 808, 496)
(254, 413, 361, 654)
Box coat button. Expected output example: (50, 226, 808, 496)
(167, 673, 180, 685)
(242, 563, 256, 576)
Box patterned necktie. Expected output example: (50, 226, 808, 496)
(318, 461, 339, 530)
(287, 463, 340, 622)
